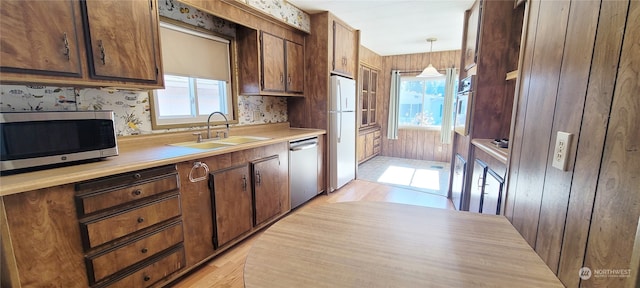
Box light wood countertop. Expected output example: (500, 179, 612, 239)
(472, 138, 509, 164)
(244, 201, 564, 288)
(0, 123, 324, 196)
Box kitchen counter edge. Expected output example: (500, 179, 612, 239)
(0, 126, 325, 196)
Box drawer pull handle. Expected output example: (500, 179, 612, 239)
(137, 217, 144, 223)
(144, 275, 151, 282)
(132, 189, 142, 196)
(141, 248, 148, 254)
(133, 173, 142, 179)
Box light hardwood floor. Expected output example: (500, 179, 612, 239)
(172, 179, 453, 287)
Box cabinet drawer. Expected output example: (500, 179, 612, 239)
(78, 174, 179, 215)
(373, 146, 381, 154)
(373, 138, 381, 147)
(88, 222, 184, 283)
(76, 165, 177, 194)
(373, 130, 381, 138)
(109, 246, 185, 288)
(81, 195, 181, 249)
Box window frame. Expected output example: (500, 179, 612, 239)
(397, 75, 451, 131)
(149, 17, 238, 130)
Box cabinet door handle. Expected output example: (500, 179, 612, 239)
(242, 175, 247, 191)
(256, 171, 261, 185)
(98, 40, 106, 65)
(133, 173, 142, 180)
(143, 275, 151, 282)
(477, 177, 484, 189)
(141, 248, 148, 254)
(137, 217, 144, 223)
(287, 75, 291, 85)
(132, 189, 142, 196)
(280, 73, 284, 83)
(62, 33, 70, 61)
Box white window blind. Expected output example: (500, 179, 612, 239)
(159, 22, 231, 81)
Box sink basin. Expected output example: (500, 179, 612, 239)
(169, 135, 270, 150)
(215, 136, 271, 145)
(169, 141, 235, 150)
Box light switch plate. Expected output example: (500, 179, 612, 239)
(552, 131, 573, 171)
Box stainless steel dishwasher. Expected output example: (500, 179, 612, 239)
(289, 137, 319, 209)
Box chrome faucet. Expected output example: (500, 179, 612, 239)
(207, 111, 230, 139)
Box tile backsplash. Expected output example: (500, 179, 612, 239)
(0, 0, 289, 136)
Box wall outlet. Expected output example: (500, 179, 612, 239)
(552, 131, 573, 171)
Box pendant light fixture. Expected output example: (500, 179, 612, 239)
(417, 37, 443, 78)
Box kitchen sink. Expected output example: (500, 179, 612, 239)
(169, 135, 271, 150)
(169, 141, 235, 150)
(215, 136, 271, 145)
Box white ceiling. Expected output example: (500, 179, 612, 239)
(287, 0, 475, 56)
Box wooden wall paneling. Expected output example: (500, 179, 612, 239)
(505, 0, 539, 222)
(289, 12, 329, 129)
(509, 0, 570, 247)
(2, 185, 87, 286)
(556, 0, 629, 285)
(583, 2, 640, 286)
(359, 45, 382, 70)
(378, 50, 460, 162)
(534, 0, 601, 273)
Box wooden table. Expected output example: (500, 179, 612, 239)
(244, 202, 564, 287)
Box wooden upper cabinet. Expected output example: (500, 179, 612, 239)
(463, 0, 481, 72)
(238, 28, 304, 96)
(0, 0, 163, 89)
(285, 40, 304, 94)
(261, 32, 286, 92)
(82, 0, 160, 83)
(0, 0, 82, 77)
(332, 20, 357, 77)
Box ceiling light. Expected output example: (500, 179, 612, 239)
(417, 38, 443, 78)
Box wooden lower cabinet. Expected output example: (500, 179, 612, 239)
(481, 169, 504, 215)
(210, 165, 253, 249)
(469, 159, 487, 213)
(252, 155, 287, 226)
(357, 126, 381, 164)
(177, 142, 290, 275)
(1, 143, 291, 288)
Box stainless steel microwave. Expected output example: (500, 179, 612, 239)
(0, 111, 118, 173)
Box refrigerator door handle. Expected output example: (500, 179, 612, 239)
(337, 79, 342, 143)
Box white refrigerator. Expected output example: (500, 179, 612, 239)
(328, 75, 356, 192)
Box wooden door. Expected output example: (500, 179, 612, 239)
(357, 134, 366, 163)
(332, 21, 356, 76)
(285, 40, 304, 94)
(83, 0, 159, 82)
(251, 156, 283, 226)
(0, 0, 82, 76)
(469, 159, 487, 213)
(210, 165, 252, 249)
(260, 32, 285, 92)
(481, 169, 504, 215)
